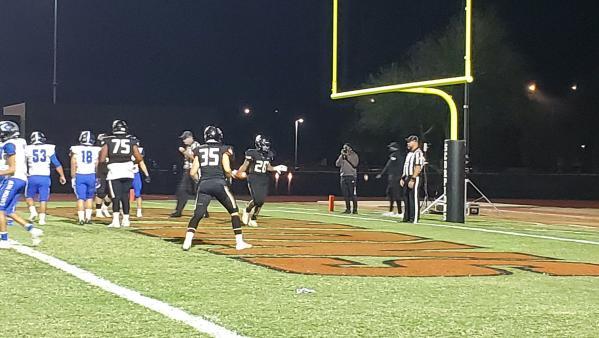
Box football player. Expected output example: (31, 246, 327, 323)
(25, 131, 67, 225)
(70, 131, 101, 224)
(129, 135, 145, 218)
(98, 120, 150, 228)
(94, 133, 112, 218)
(236, 135, 287, 227)
(182, 126, 251, 251)
(0, 121, 43, 249)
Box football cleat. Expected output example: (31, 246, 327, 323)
(248, 220, 258, 227)
(0, 241, 11, 249)
(182, 231, 195, 251)
(101, 206, 111, 218)
(78, 220, 85, 225)
(121, 219, 130, 228)
(382, 212, 395, 217)
(107, 221, 120, 228)
(30, 227, 43, 238)
(136, 210, 143, 218)
(96, 210, 104, 218)
(242, 210, 250, 225)
(235, 241, 253, 251)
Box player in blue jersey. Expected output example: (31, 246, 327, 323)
(129, 135, 146, 218)
(0, 121, 44, 249)
(25, 131, 67, 225)
(70, 131, 101, 225)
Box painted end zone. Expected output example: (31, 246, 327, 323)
(50, 208, 599, 278)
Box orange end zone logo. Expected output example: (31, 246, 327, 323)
(136, 213, 599, 278)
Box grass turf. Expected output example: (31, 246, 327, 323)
(2, 200, 598, 337)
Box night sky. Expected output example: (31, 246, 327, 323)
(1, 0, 598, 167)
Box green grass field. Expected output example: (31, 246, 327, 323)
(2, 200, 598, 337)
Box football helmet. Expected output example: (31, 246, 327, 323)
(255, 134, 271, 152)
(204, 126, 223, 143)
(112, 120, 129, 135)
(0, 121, 20, 141)
(79, 131, 96, 146)
(30, 131, 47, 145)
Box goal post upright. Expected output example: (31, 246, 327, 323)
(330, 0, 473, 223)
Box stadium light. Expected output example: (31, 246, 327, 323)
(243, 107, 251, 115)
(294, 118, 304, 168)
(369, 98, 376, 103)
(571, 84, 578, 91)
(527, 82, 537, 93)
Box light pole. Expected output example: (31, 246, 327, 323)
(294, 118, 304, 168)
(52, 0, 58, 104)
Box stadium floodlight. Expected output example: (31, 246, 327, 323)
(294, 118, 304, 168)
(527, 82, 537, 93)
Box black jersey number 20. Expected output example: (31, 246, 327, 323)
(110, 139, 131, 155)
(199, 148, 220, 166)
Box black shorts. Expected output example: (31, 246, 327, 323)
(386, 177, 402, 200)
(194, 179, 238, 216)
(248, 175, 269, 206)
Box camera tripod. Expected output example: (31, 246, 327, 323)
(421, 174, 499, 215)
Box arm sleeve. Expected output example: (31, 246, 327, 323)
(3, 143, 16, 156)
(335, 155, 343, 167)
(415, 152, 425, 166)
(50, 154, 62, 168)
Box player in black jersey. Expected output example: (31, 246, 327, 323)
(236, 135, 287, 227)
(94, 133, 112, 218)
(98, 120, 150, 228)
(182, 126, 252, 251)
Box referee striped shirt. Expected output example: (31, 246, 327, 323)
(402, 148, 425, 177)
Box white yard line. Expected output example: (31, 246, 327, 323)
(268, 208, 599, 246)
(9, 240, 245, 338)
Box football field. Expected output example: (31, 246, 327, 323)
(2, 199, 598, 337)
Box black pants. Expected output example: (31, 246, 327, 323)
(340, 176, 358, 212)
(246, 176, 269, 220)
(188, 179, 242, 235)
(175, 171, 197, 214)
(109, 178, 133, 215)
(386, 176, 403, 213)
(96, 177, 109, 199)
(402, 177, 421, 223)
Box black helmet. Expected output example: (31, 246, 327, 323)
(30, 131, 47, 145)
(255, 134, 271, 152)
(127, 134, 141, 146)
(387, 141, 400, 152)
(0, 121, 20, 141)
(203, 126, 223, 143)
(112, 120, 129, 135)
(96, 133, 108, 146)
(79, 131, 95, 146)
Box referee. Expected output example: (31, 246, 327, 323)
(401, 135, 425, 223)
(170, 131, 200, 217)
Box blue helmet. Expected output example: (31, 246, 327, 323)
(79, 131, 95, 146)
(30, 131, 47, 145)
(0, 121, 20, 142)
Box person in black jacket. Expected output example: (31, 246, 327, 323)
(377, 142, 405, 217)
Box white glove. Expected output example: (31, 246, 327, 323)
(273, 165, 288, 174)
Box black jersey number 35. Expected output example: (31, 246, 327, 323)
(110, 139, 131, 155)
(198, 148, 220, 166)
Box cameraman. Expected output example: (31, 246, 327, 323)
(335, 143, 359, 214)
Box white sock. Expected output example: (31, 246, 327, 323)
(39, 213, 46, 223)
(29, 206, 38, 216)
(112, 213, 120, 224)
(77, 211, 85, 221)
(85, 209, 92, 220)
(235, 234, 244, 244)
